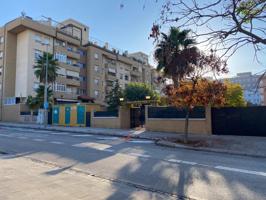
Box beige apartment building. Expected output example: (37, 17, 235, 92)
(0, 16, 155, 119)
(86, 43, 153, 105)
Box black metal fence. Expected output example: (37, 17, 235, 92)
(212, 107, 266, 136)
(94, 110, 119, 117)
(148, 106, 206, 119)
(86, 112, 91, 127)
(20, 111, 31, 115)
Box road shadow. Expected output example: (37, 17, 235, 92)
(44, 164, 76, 176)
(1, 130, 266, 200)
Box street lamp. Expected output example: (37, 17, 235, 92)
(119, 97, 124, 102)
(145, 96, 151, 100)
(41, 41, 49, 127)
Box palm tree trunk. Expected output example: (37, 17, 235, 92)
(184, 106, 190, 144)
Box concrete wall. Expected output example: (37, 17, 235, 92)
(2, 104, 21, 122)
(91, 106, 130, 129)
(145, 106, 212, 135)
(91, 116, 121, 129)
(2, 103, 31, 123)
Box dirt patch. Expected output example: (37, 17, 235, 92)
(174, 139, 210, 147)
(172, 138, 226, 148)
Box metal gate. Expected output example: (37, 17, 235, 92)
(130, 107, 145, 128)
(86, 112, 91, 127)
(212, 107, 266, 136)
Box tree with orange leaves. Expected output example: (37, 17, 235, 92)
(164, 50, 228, 143)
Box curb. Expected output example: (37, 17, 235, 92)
(0, 124, 159, 141)
(156, 140, 266, 159)
(2, 124, 265, 159)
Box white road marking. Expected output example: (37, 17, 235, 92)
(72, 134, 92, 137)
(129, 152, 151, 158)
(168, 159, 197, 165)
(197, 163, 212, 168)
(128, 140, 154, 144)
(0, 134, 11, 137)
(50, 141, 64, 145)
(17, 136, 28, 139)
(49, 132, 68, 135)
(101, 149, 114, 152)
(72, 142, 111, 151)
(96, 137, 119, 140)
(33, 138, 45, 142)
(215, 166, 266, 177)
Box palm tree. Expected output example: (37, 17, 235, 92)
(154, 27, 197, 86)
(35, 85, 54, 108)
(34, 52, 59, 84)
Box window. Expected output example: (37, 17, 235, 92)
(77, 49, 85, 56)
(43, 38, 50, 45)
(94, 90, 99, 97)
(94, 53, 99, 59)
(55, 39, 66, 47)
(94, 79, 99, 85)
(66, 59, 72, 65)
(125, 75, 129, 81)
(80, 76, 86, 82)
(67, 46, 73, 52)
(34, 34, 42, 43)
(78, 88, 86, 95)
(0, 36, 3, 44)
(94, 65, 100, 72)
(53, 83, 66, 92)
(55, 52, 67, 63)
(77, 62, 85, 68)
(120, 73, 123, 80)
(0, 51, 3, 59)
(34, 49, 42, 60)
(4, 97, 16, 105)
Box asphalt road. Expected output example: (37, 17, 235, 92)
(0, 126, 266, 200)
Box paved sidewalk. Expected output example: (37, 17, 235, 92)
(1, 122, 266, 158)
(0, 154, 175, 200)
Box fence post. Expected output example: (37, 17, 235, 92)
(90, 110, 94, 128)
(205, 106, 212, 135)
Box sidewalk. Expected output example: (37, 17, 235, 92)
(0, 155, 174, 200)
(1, 122, 266, 158)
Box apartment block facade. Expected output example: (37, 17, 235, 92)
(223, 72, 262, 105)
(86, 44, 153, 104)
(0, 16, 154, 119)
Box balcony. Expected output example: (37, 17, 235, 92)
(106, 74, 117, 81)
(59, 62, 80, 73)
(67, 49, 81, 60)
(56, 76, 80, 87)
(55, 46, 80, 60)
(53, 91, 78, 100)
(130, 70, 141, 77)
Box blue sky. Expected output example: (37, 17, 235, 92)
(0, 0, 265, 77)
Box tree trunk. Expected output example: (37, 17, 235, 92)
(172, 76, 179, 87)
(184, 107, 190, 144)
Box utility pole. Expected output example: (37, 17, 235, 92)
(42, 42, 49, 127)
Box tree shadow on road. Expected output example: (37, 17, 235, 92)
(1, 133, 266, 200)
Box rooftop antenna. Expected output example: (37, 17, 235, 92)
(21, 11, 26, 18)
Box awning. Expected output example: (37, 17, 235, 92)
(78, 95, 95, 103)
